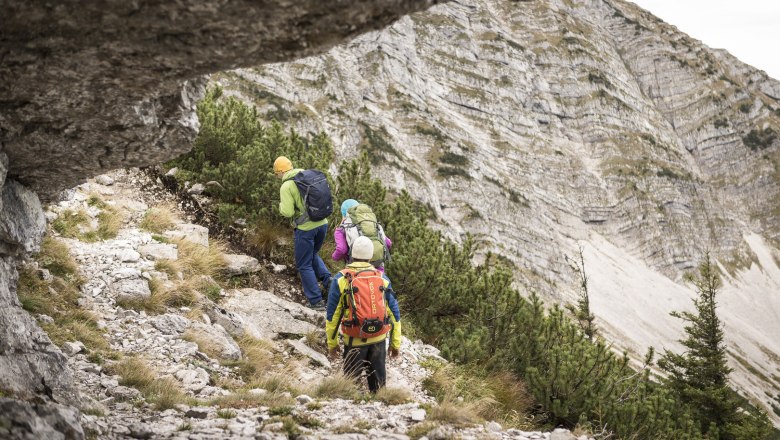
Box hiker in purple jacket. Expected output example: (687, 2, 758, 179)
(332, 199, 392, 273)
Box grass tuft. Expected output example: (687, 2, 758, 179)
(216, 409, 236, 419)
(312, 374, 360, 400)
(375, 386, 412, 405)
(428, 400, 481, 425)
(421, 361, 532, 428)
(110, 357, 188, 410)
(407, 421, 440, 439)
(226, 336, 276, 384)
(173, 238, 227, 279)
(52, 209, 91, 238)
(211, 391, 294, 409)
(140, 205, 177, 234)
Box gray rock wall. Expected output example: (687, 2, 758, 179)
(1, 0, 444, 199)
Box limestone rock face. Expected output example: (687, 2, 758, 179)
(0, 399, 84, 440)
(0, 258, 78, 405)
(0, 0, 445, 199)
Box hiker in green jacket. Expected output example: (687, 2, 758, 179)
(274, 156, 331, 310)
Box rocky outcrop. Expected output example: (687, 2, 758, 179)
(1, 1, 447, 437)
(0, 0, 445, 199)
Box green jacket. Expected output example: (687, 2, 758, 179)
(279, 169, 328, 231)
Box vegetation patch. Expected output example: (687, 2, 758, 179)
(110, 357, 189, 410)
(743, 127, 776, 151)
(312, 374, 360, 400)
(140, 205, 177, 234)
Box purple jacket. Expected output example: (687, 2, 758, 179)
(332, 221, 392, 271)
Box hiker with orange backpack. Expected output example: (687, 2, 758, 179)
(326, 236, 401, 392)
(274, 156, 333, 311)
(332, 199, 393, 273)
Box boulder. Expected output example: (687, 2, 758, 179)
(138, 243, 178, 261)
(0, 399, 84, 440)
(287, 339, 330, 368)
(221, 289, 321, 340)
(188, 322, 242, 361)
(223, 254, 261, 276)
(0, 180, 46, 257)
(163, 224, 209, 247)
(111, 277, 151, 303)
(150, 314, 191, 335)
(202, 304, 245, 338)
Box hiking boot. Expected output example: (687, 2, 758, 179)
(307, 300, 326, 311)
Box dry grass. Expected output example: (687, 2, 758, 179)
(173, 238, 227, 279)
(312, 373, 360, 400)
(154, 259, 182, 279)
(210, 391, 294, 409)
(421, 361, 532, 428)
(227, 336, 276, 384)
(111, 357, 189, 410)
(18, 236, 118, 363)
(254, 374, 300, 396)
(246, 220, 290, 258)
(118, 275, 221, 314)
(53, 202, 124, 242)
(52, 209, 91, 238)
(332, 419, 372, 434)
(428, 400, 481, 425)
(37, 236, 79, 279)
(140, 205, 177, 234)
(406, 421, 440, 439)
(375, 386, 412, 405)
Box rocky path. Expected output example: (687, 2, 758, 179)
(39, 169, 585, 440)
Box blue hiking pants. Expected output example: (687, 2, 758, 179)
(294, 224, 331, 304)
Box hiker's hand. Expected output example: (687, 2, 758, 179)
(328, 348, 340, 361)
(389, 347, 400, 359)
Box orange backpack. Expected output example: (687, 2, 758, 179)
(335, 268, 391, 341)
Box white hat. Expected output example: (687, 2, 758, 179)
(351, 236, 374, 260)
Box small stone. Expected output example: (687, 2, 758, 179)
(35, 314, 54, 324)
(296, 394, 314, 405)
(174, 404, 190, 412)
(111, 386, 141, 401)
(185, 406, 211, 419)
(550, 428, 575, 440)
(409, 408, 426, 422)
(486, 421, 502, 432)
(128, 422, 153, 439)
(62, 341, 86, 356)
(166, 167, 178, 177)
(95, 174, 115, 186)
(249, 388, 268, 395)
(223, 254, 261, 276)
(187, 183, 205, 195)
(271, 264, 287, 273)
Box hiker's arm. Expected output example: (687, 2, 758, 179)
(325, 275, 344, 350)
(278, 181, 295, 218)
(332, 227, 349, 261)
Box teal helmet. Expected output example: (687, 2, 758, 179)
(340, 199, 359, 217)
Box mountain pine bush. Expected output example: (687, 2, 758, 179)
(170, 87, 774, 439)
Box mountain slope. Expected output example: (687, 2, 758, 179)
(214, 0, 780, 422)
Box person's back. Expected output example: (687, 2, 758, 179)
(274, 156, 332, 310)
(326, 236, 401, 392)
(332, 200, 392, 272)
